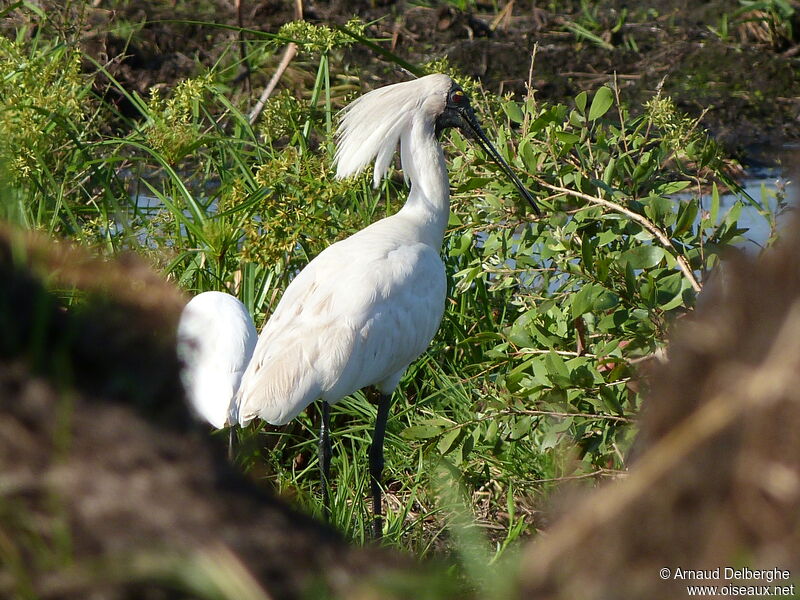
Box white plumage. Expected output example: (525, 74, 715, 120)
(233, 74, 454, 426)
(335, 74, 449, 188)
(176, 291, 257, 429)
(234, 233, 446, 425)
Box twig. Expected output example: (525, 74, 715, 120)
(247, 0, 302, 126)
(247, 43, 298, 126)
(490, 0, 515, 31)
(533, 177, 703, 293)
(522, 42, 538, 133)
(465, 407, 634, 426)
(513, 348, 594, 358)
(496, 408, 633, 423)
(528, 469, 626, 484)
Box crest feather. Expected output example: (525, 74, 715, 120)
(334, 74, 452, 188)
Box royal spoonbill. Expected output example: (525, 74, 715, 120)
(178, 73, 540, 538)
(177, 291, 257, 429)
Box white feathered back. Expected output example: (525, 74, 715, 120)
(334, 74, 453, 188)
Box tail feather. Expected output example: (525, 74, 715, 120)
(234, 343, 323, 427)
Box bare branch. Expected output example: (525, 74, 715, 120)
(248, 43, 298, 126)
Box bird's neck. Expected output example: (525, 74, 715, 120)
(397, 116, 450, 248)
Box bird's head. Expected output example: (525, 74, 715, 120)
(433, 83, 474, 138)
(433, 80, 541, 216)
(335, 74, 540, 216)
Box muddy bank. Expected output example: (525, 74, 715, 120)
(26, 1, 800, 161)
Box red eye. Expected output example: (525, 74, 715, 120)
(451, 90, 466, 103)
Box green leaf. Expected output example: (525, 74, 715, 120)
(575, 91, 588, 115)
(571, 283, 598, 318)
(655, 180, 692, 195)
(450, 231, 473, 257)
(510, 415, 533, 440)
(544, 351, 572, 387)
(485, 342, 508, 359)
(673, 198, 699, 237)
(548, 416, 574, 433)
(455, 177, 492, 193)
(724, 200, 743, 228)
(588, 86, 614, 121)
(562, 20, 614, 50)
(438, 428, 462, 455)
(401, 424, 443, 440)
(521, 140, 540, 172)
(654, 271, 683, 305)
(507, 310, 537, 347)
(631, 151, 653, 183)
(458, 433, 474, 463)
(710, 182, 720, 225)
(541, 428, 559, 450)
(599, 387, 624, 414)
(595, 290, 620, 310)
(507, 485, 516, 520)
(659, 279, 692, 311)
(569, 109, 586, 127)
(581, 233, 597, 270)
(555, 131, 581, 145)
(528, 115, 551, 133)
(503, 101, 524, 124)
(602, 157, 617, 186)
(590, 177, 615, 197)
(621, 245, 665, 269)
(645, 196, 676, 224)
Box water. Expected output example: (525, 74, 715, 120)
(484, 161, 794, 296)
(715, 165, 790, 251)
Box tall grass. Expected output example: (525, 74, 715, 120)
(0, 4, 789, 595)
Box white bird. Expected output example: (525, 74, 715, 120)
(177, 73, 539, 538)
(177, 291, 257, 429)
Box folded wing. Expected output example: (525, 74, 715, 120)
(234, 233, 446, 426)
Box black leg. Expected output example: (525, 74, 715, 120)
(369, 393, 393, 540)
(319, 401, 332, 519)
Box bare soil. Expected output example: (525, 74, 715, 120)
(71, 0, 800, 163)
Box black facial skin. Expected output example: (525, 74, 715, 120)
(435, 83, 541, 217)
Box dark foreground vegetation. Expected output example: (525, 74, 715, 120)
(1, 0, 799, 598)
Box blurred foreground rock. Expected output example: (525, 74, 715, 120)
(0, 227, 407, 600)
